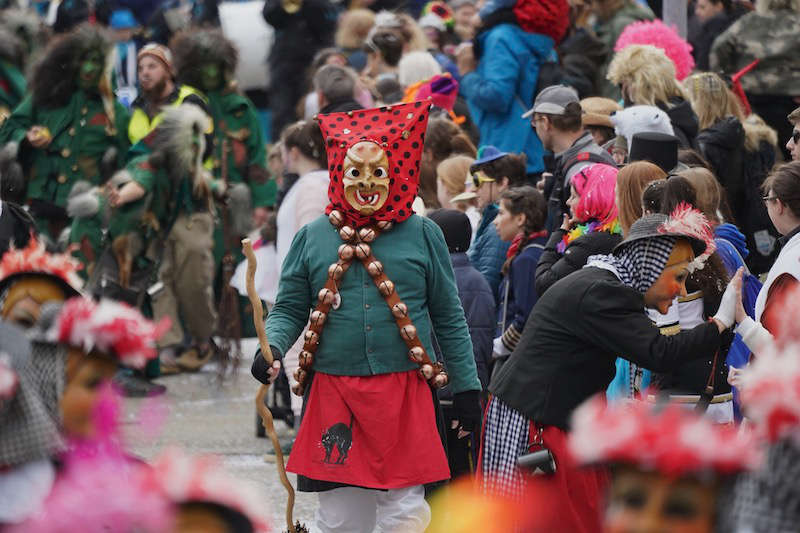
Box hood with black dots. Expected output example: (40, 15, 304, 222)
(317, 100, 431, 228)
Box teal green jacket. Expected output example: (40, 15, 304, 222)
(266, 214, 481, 395)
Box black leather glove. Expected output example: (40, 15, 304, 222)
(453, 390, 482, 434)
(250, 345, 283, 385)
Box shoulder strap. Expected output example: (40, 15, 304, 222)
(561, 151, 614, 175)
(522, 242, 545, 252)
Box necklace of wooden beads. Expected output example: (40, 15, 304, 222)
(291, 210, 449, 396)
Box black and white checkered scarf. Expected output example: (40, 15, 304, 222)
(723, 438, 800, 533)
(0, 323, 62, 467)
(586, 236, 677, 293)
(480, 398, 530, 500)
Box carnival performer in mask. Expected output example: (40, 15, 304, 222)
(0, 321, 62, 527)
(482, 209, 743, 531)
(79, 103, 216, 392)
(0, 239, 83, 329)
(0, 24, 131, 240)
(568, 396, 759, 533)
(251, 101, 481, 532)
(170, 29, 272, 368)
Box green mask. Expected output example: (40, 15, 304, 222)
(199, 63, 222, 92)
(78, 51, 103, 91)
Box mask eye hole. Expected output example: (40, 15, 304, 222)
(345, 168, 360, 179)
(373, 167, 387, 178)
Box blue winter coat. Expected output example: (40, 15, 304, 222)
(467, 204, 510, 299)
(459, 24, 554, 174)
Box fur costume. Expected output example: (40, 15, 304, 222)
(0, 25, 26, 125)
(29, 23, 114, 121)
(170, 29, 238, 93)
(0, 26, 25, 71)
(80, 103, 211, 295)
(0, 23, 130, 237)
(0, 7, 48, 61)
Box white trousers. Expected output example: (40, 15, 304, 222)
(314, 485, 431, 533)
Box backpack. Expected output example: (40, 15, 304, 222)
(545, 151, 615, 233)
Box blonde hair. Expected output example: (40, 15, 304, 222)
(335, 9, 376, 50)
(437, 155, 474, 198)
(757, 0, 800, 12)
(616, 161, 667, 235)
(607, 45, 686, 106)
(683, 72, 743, 130)
(679, 167, 722, 224)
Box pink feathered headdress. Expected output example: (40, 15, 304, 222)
(48, 297, 170, 369)
(659, 202, 716, 271)
(0, 238, 83, 293)
(615, 19, 695, 80)
(569, 395, 761, 477)
(151, 448, 271, 533)
(571, 163, 619, 225)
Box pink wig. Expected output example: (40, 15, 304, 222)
(614, 19, 695, 80)
(572, 163, 619, 224)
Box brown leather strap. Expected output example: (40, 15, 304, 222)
(291, 215, 448, 395)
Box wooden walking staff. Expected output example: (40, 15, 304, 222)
(242, 238, 305, 533)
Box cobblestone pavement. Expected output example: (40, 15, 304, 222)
(124, 339, 317, 530)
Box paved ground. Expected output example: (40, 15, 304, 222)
(123, 338, 317, 530)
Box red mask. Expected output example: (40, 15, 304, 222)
(317, 101, 431, 228)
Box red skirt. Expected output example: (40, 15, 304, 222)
(286, 370, 450, 490)
(479, 398, 607, 532)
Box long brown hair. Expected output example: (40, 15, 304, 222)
(617, 161, 667, 235)
(500, 186, 547, 275)
(420, 116, 477, 209)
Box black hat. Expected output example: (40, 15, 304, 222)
(429, 209, 472, 253)
(629, 132, 679, 173)
(613, 213, 706, 257)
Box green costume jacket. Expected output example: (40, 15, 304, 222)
(0, 60, 25, 122)
(266, 214, 481, 395)
(109, 154, 209, 246)
(207, 88, 272, 208)
(0, 91, 130, 209)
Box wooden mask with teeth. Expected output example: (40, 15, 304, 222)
(317, 101, 431, 228)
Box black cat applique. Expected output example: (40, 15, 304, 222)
(321, 413, 354, 465)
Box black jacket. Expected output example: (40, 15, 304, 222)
(661, 98, 699, 149)
(698, 116, 745, 219)
(490, 267, 722, 429)
(319, 99, 363, 114)
(534, 228, 622, 296)
(690, 13, 735, 71)
(439, 253, 495, 397)
(0, 201, 35, 256)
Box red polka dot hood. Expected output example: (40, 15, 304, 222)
(317, 101, 431, 228)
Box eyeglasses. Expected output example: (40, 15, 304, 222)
(762, 195, 779, 204)
(472, 173, 495, 189)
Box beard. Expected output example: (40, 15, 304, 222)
(142, 77, 169, 101)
